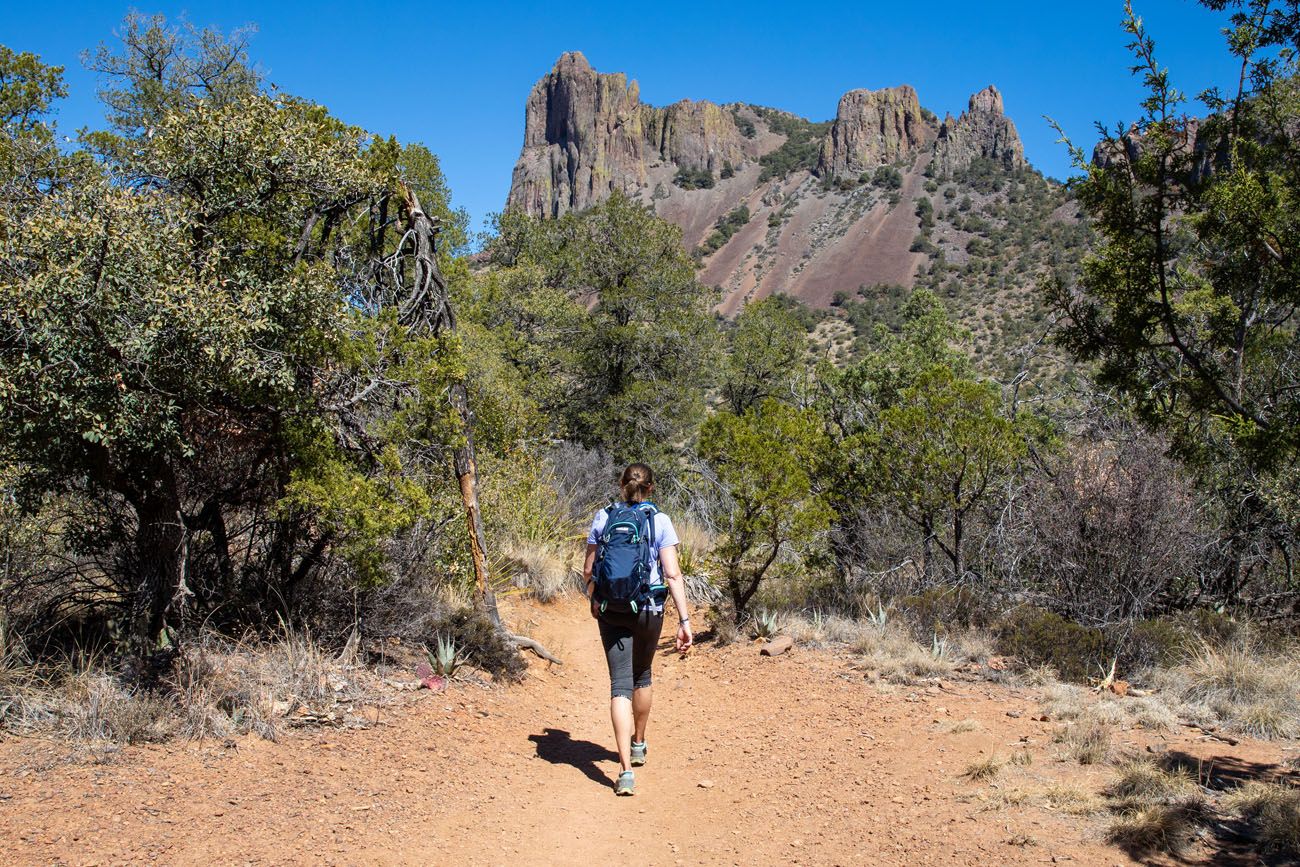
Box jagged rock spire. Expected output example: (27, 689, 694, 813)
(932, 84, 1026, 175)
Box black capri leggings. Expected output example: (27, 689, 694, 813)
(598, 609, 664, 700)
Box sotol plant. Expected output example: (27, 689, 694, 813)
(865, 601, 889, 629)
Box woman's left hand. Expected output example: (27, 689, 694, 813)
(676, 621, 693, 654)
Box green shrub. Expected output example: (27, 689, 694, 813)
(674, 166, 714, 190)
(997, 608, 1107, 682)
(873, 165, 903, 190)
(1122, 619, 1194, 670)
(732, 110, 756, 139)
(915, 196, 934, 230)
(897, 586, 989, 636)
(753, 107, 830, 181)
(698, 204, 751, 255)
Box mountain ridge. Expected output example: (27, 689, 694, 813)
(504, 52, 1081, 366)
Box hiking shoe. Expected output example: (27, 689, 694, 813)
(630, 740, 647, 767)
(615, 770, 635, 796)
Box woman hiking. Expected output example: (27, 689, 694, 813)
(583, 463, 692, 796)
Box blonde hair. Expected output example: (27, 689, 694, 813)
(619, 463, 654, 504)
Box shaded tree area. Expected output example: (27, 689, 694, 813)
(0, 15, 514, 671)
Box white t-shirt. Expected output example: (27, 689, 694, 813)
(587, 504, 680, 584)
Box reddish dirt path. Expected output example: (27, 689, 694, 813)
(0, 598, 1276, 865)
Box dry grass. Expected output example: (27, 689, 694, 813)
(1010, 748, 1033, 766)
(962, 753, 1006, 782)
(1038, 682, 1181, 737)
(1149, 641, 1300, 739)
(673, 519, 715, 580)
(1223, 781, 1300, 856)
(497, 540, 574, 603)
(1055, 717, 1112, 765)
(944, 717, 982, 734)
(1105, 800, 1209, 859)
(1040, 683, 1088, 721)
(1041, 784, 1106, 815)
(0, 625, 379, 745)
(1, 656, 172, 745)
(784, 611, 880, 647)
(948, 629, 996, 666)
(1127, 696, 1179, 732)
(1106, 757, 1198, 808)
(849, 624, 956, 684)
(1012, 663, 1059, 687)
(62, 670, 174, 745)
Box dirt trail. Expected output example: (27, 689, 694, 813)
(0, 598, 1278, 865)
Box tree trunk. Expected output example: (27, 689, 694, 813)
(952, 511, 964, 579)
(400, 184, 499, 626)
(128, 478, 186, 662)
(450, 382, 500, 626)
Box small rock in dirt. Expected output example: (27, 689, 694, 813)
(1034, 715, 1050, 722)
(1005, 710, 1022, 719)
(698, 780, 714, 788)
(1146, 743, 1168, 754)
(760, 636, 793, 656)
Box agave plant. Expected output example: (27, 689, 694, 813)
(930, 632, 949, 660)
(752, 608, 781, 640)
(429, 635, 465, 678)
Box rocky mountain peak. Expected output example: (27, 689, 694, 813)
(508, 51, 648, 217)
(968, 84, 1005, 115)
(816, 85, 934, 178)
(932, 84, 1026, 176)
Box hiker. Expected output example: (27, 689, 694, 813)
(583, 462, 692, 796)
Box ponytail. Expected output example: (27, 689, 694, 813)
(619, 463, 655, 504)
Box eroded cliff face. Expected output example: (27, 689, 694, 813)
(644, 100, 752, 172)
(506, 53, 758, 217)
(505, 56, 1047, 317)
(932, 85, 1027, 175)
(506, 52, 648, 217)
(816, 86, 933, 178)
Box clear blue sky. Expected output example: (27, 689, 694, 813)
(5, 0, 1240, 234)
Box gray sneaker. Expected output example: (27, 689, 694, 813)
(615, 770, 635, 796)
(630, 740, 647, 767)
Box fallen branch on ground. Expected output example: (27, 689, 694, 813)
(507, 632, 562, 665)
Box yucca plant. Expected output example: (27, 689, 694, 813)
(930, 633, 949, 660)
(865, 600, 888, 629)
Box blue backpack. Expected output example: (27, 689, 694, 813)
(593, 501, 661, 614)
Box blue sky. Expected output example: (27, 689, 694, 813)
(5, 1, 1240, 233)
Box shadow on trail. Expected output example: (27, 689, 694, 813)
(529, 728, 617, 789)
